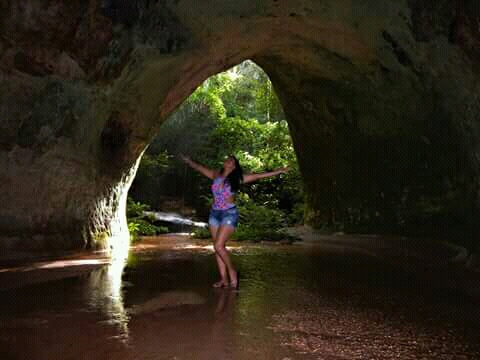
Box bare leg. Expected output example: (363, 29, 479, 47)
(214, 226, 238, 288)
(210, 225, 228, 287)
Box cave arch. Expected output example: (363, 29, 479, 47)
(0, 0, 479, 252)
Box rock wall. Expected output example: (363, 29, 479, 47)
(0, 0, 479, 251)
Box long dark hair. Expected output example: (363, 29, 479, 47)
(221, 155, 243, 192)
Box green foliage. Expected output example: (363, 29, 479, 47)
(204, 118, 303, 225)
(93, 231, 111, 248)
(231, 201, 298, 242)
(219, 60, 285, 122)
(188, 85, 227, 120)
(237, 199, 286, 229)
(192, 227, 211, 239)
(131, 59, 304, 236)
(206, 117, 266, 164)
(128, 222, 140, 242)
(193, 194, 300, 242)
(126, 197, 150, 218)
(129, 82, 223, 209)
(129, 151, 171, 207)
(127, 197, 150, 219)
(190, 203, 300, 242)
(127, 59, 480, 246)
(232, 227, 297, 243)
(127, 197, 169, 241)
(135, 151, 170, 179)
(287, 201, 306, 225)
(135, 219, 168, 236)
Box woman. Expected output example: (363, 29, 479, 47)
(180, 154, 288, 290)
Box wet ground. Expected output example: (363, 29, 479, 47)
(0, 234, 479, 359)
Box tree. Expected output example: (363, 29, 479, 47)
(131, 59, 304, 228)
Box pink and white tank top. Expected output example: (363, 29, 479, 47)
(211, 176, 235, 210)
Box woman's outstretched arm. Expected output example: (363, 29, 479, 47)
(180, 154, 218, 179)
(242, 167, 289, 184)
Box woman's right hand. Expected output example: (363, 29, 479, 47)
(179, 154, 215, 179)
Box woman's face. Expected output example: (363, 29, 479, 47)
(223, 156, 236, 172)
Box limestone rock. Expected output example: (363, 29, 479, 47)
(0, 0, 479, 251)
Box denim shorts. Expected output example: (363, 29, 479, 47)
(208, 206, 239, 228)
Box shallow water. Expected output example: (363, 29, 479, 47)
(0, 236, 479, 359)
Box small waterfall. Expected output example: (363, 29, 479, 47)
(143, 211, 207, 231)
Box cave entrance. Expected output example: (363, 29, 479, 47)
(127, 60, 303, 238)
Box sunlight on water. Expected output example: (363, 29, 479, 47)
(31, 259, 110, 269)
(0, 258, 110, 273)
(87, 237, 130, 343)
(107, 253, 130, 342)
(1, 236, 480, 359)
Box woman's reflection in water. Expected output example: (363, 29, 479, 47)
(208, 289, 238, 358)
(215, 288, 237, 316)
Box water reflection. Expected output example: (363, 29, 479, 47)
(214, 288, 237, 316)
(86, 249, 129, 343)
(208, 289, 238, 359)
(1, 236, 480, 359)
